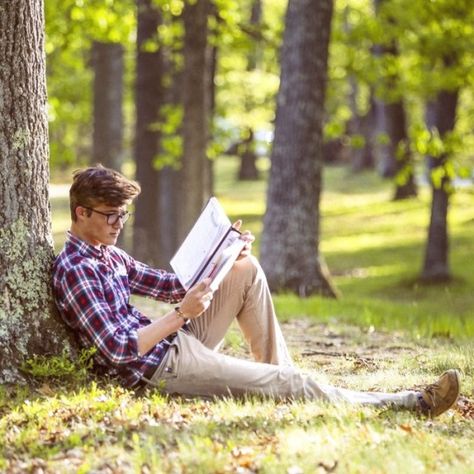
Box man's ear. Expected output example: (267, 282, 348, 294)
(75, 206, 87, 221)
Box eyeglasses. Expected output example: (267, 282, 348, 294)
(82, 206, 131, 225)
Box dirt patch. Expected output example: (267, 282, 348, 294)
(222, 318, 474, 418)
(223, 318, 423, 372)
(283, 318, 421, 365)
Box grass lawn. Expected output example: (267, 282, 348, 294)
(1, 157, 473, 473)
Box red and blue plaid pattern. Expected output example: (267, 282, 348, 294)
(52, 232, 186, 387)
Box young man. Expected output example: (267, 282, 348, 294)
(53, 165, 460, 417)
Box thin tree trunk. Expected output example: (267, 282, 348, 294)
(372, 83, 393, 177)
(238, 129, 259, 180)
(387, 99, 417, 199)
(157, 51, 182, 268)
(238, 0, 261, 181)
(347, 83, 376, 172)
(260, 0, 337, 297)
(204, 30, 218, 196)
(373, 0, 417, 198)
(421, 89, 459, 282)
(133, 0, 163, 264)
(92, 41, 124, 171)
(343, 6, 374, 173)
(0, 0, 75, 383)
(177, 0, 210, 242)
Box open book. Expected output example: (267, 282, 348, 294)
(170, 197, 246, 291)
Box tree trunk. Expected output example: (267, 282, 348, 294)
(0, 0, 75, 383)
(421, 89, 459, 282)
(387, 98, 417, 200)
(238, 129, 259, 180)
(237, 0, 261, 181)
(92, 41, 124, 171)
(177, 0, 210, 242)
(372, 87, 393, 177)
(157, 53, 183, 269)
(204, 25, 217, 196)
(347, 82, 376, 172)
(133, 0, 163, 265)
(343, 6, 374, 173)
(373, 0, 417, 199)
(260, 0, 337, 297)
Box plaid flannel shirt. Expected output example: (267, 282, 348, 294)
(52, 232, 186, 387)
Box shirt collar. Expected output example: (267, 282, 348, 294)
(66, 231, 110, 261)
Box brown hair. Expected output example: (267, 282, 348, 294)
(70, 165, 141, 221)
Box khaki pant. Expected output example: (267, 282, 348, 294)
(149, 256, 418, 409)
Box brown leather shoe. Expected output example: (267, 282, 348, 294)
(418, 369, 461, 417)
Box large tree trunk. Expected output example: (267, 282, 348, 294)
(421, 89, 459, 282)
(0, 0, 74, 383)
(260, 0, 337, 297)
(133, 0, 163, 265)
(92, 41, 124, 171)
(177, 0, 210, 242)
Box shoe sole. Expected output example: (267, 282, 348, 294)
(446, 369, 461, 410)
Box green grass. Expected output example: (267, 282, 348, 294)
(214, 158, 474, 341)
(1, 380, 473, 473)
(11, 157, 470, 473)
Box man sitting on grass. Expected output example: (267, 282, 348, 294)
(52, 165, 460, 417)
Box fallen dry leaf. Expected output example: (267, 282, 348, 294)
(455, 396, 474, 419)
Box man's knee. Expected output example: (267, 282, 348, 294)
(232, 255, 259, 281)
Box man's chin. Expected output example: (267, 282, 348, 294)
(107, 234, 120, 245)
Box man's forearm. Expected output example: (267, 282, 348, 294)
(137, 309, 186, 356)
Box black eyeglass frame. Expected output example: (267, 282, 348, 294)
(82, 206, 131, 225)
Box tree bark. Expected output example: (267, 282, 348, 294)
(0, 0, 75, 383)
(260, 0, 337, 297)
(92, 41, 124, 171)
(177, 0, 210, 242)
(133, 0, 163, 265)
(421, 89, 459, 282)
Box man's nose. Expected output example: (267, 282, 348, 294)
(114, 217, 124, 229)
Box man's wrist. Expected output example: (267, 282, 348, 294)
(174, 306, 189, 324)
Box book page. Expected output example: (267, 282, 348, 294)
(208, 235, 246, 291)
(197, 228, 243, 287)
(170, 197, 232, 289)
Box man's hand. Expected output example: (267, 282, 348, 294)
(233, 219, 255, 260)
(180, 278, 214, 319)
